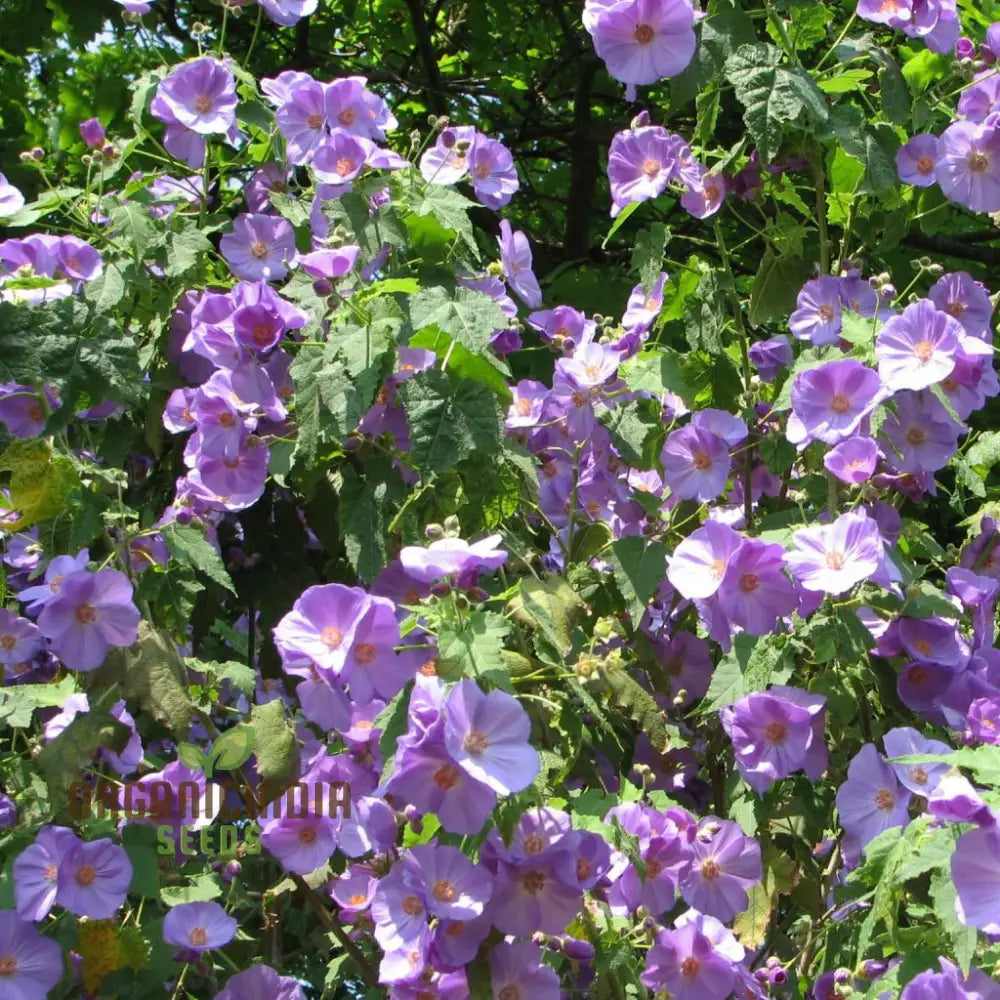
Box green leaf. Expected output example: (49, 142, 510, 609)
(176, 743, 207, 772)
(817, 68, 874, 93)
(108, 200, 158, 259)
(162, 522, 236, 595)
(515, 577, 586, 655)
(409, 325, 512, 400)
(376, 682, 414, 783)
(409, 286, 508, 354)
(620, 349, 693, 404)
(37, 710, 130, 817)
(398, 369, 504, 476)
(631, 223, 669, 294)
(604, 665, 668, 751)
(684, 265, 727, 353)
(191, 658, 257, 696)
(748, 248, 811, 327)
(930, 869, 978, 974)
(436, 611, 512, 689)
(699, 633, 792, 713)
(405, 183, 480, 258)
(340, 458, 408, 583)
(163, 223, 212, 278)
(159, 876, 223, 906)
(210, 726, 256, 772)
(269, 190, 311, 227)
(0, 440, 80, 530)
(250, 700, 299, 785)
(825, 104, 899, 195)
(121, 824, 163, 899)
(610, 537, 668, 626)
(725, 43, 829, 162)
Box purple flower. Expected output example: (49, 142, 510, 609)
(490, 851, 583, 935)
(936, 120, 1000, 214)
(589, 0, 698, 98)
(879, 389, 963, 473)
(641, 918, 739, 1000)
(0, 173, 26, 218)
(498, 221, 542, 308)
(0, 384, 54, 439)
(467, 137, 519, 209)
(489, 941, 561, 1000)
(679, 819, 762, 922)
(443, 680, 539, 794)
(928, 270, 994, 338)
(749, 335, 793, 382)
(0, 911, 63, 1000)
(324, 76, 396, 142)
(721, 687, 827, 794)
(896, 134, 939, 186)
(856, 0, 913, 26)
(163, 901, 238, 952)
(275, 79, 329, 165)
(952, 825, 1000, 933)
(399, 534, 507, 586)
(876, 299, 960, 392)
(835, 743, 911, 850)
(788, 276, 843, 346)
(786, 359, 883, 446)
(0, 609, 41, 665)
(784, 511, 883, 595)
(299, 246, 361, 280)
(607, 127, 682, 212)
(667, 520, 743, 600)
(927, 773, 996, 827)
(14, 826, 81, 921)
(716, 538, 798, 635)
(258, 0, 318, 27)
(0, 792, 16, 828)
(220, 214, 297, 282)
(152, 58, 237, 135)
(969, 696, 1000, 744)
(661, 426, 731, 502)
(216, 965, 306, 1000)
(419, 125, 478, 185)
(259, 815, 339, 874)
(57, 838, 132, 918)
(273, 583, 372, 676)
(824, 436, 879, 484)
(36, 569, 140, 671)
(680, 169, 727, 219)
(79, 118, 106, 150)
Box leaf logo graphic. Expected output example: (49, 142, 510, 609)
(176, 726, 255, 778)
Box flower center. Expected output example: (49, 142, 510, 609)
(916, 155, 934, 175)
(320, 626, 343, 649)
(646, 859, 663, 878)
(634, 23, 655, 44)
(912, 766, 929, 785)
(874, 788, 895, 811)
(515, 397, 533, 416)
(75, 864, 97, 887)
(298, 826, 317, 844)
(913, 639, 932, 656)
(830, 393, 851, 414)
(335, 157, 356, 178)
(576, 857, 592, 880)
(641, 157, 660, 178)
(825, 551, 845, 571)
(946, 301, 965, 317)
(0, 956, 16, 976)
(401, 894, 424, 916)
(307, 112, 324, 130)
(249, 241, 269, 260)
(339, 108, 357, 125)
(433, 763, 459, 789)
(692, 451, 712, 471)
(0, 635, 14, 650)
(913, 340, 934, 363)
(354, 642, 377, 665)
(499, 988, 521, 1000)
(463, 731, 489, 756)
(419, 659, 438, 677)
(349, 892, 366, 905)
(764, 721, 787, 743)
(219, 412, 235, 428)
(710, 558, 726, 579)
(194, 95, 213, 113)
(906, 426, 926, 445)
(475, 162, 491, 179)
(523, 834, 545, 855)
(700, 859, 720, 880)
(27, 402, 44, 421)
(75, 604, 97, 625)
(739, 573, 760, 594)
(253, 324, 273, 346)
(44, 864, 58, 883)
(433, 880, 457, 903)
(681, 957, 701, 979)
(523, 870, 545, 893)
(970, 151, 991, 173)
(908, 665, 928, 685)
(188, 927, 208, 947)
(818, 305, 835, 322)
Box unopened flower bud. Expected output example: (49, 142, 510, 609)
(79, 118, 106, 150)
(833, 969, 853, 986)
(427, 115, 439, 128)
(19, 151, 33, 163)
(443, 514, 461, 534)
(630, 110, 651, 129)
(455, 139, 472, 154)
(425, 523, 445, 541)
(30, 147, 44, 161)
(926, 263, 944, 276)
(562, 938, 596, 961)
(440, 128, 456, 149)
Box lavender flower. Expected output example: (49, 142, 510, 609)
(875, 299, 960, 392)
(896, 134, 939, 187)
(835, 743, 911, 850)
(163, 901, 238, 952)
(936, 121, 1000, 213)
(952, 826, 1000, 933)
(57, 838, 133, 918)
(220, 214, 297, 282)
(0, 911, 63, 1000)
(152, 57, 237, 135)
(786, 359, 883, 446)
(784, 511, 883, 595)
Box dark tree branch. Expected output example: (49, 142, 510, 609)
(904, 232, 1000, 266)
(404, 0, 448, 116)
(565, 57, 602, 259)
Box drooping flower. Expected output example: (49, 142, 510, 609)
(0, 609, 42, 665)
(36, 569, 140, 671)
(788, 276, 843, 346)
(467, 137, 519, 209)
(951, 825, 1000, 933)
(928, 270, 994, 339)
(588, 0, 698, 99)
(875, 299, 960, 392)
(498, 221, 542, 308)
(163, 901, 238, 952)
(824, 436, 879, 484)
(398, 534, 508, 587)
(258, 0, 318, 27)
(784, 511, 883, 596)
(0, 173, 26, 218)
(442, 680, 539, 795)
(835, 743, 911, 850)
(748, 335, 794, 382)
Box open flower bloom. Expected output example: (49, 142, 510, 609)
(876, 299, 961, 392)
(784, 511, 883, 595)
